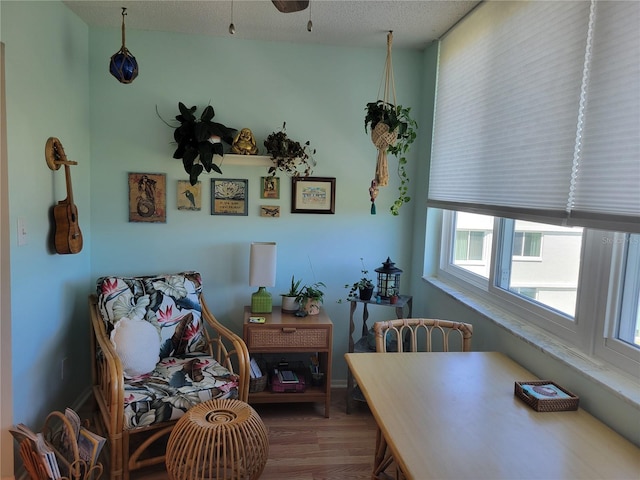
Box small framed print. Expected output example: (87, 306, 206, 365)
(260, 205, 281, 217)
(292, 177, 336, 214)
(261, 176, 280, 199)
(128, 172, 166, 223)
(177, 180, 201, 211)
(211, 178, 248, 216)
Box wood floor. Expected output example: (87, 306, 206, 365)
(107, 389, 379, 480)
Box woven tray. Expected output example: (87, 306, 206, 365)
(515, 380, 579, 412)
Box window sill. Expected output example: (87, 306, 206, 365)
(424, 276, 640, 409)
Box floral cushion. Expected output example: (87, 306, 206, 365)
(122, 353, 239, 430)
(96, 272, 206, 357)
(95, 271, 240, 430)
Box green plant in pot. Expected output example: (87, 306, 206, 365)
(364, 100, 418, 216)
(264, 122, 316, 178)
(296, 282, 326, 315)
(281, 275, 303, 313)
(158, 102, 237, 185)
(345, 258, 375, 301)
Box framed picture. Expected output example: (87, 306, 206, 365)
(128, 172, 166, 223)
(177, 180, 201, 211)
(260, 205, 281, 217)
(291, 177, 336, 214)
(260, 176, 280, 199)
(211, 178, 248, 216)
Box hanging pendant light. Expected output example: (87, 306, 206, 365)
(109, 7, 139, 84)
(307, 1, 313, 32)
(229, 0, 236, 34)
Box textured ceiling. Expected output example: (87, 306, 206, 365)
(63, 0, 480, 50)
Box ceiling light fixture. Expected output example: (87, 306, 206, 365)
(228, 0, 236, 35)
(272, 1, 309, 13)
(109, 7, 139, 84)
(307, 1, 313, 32)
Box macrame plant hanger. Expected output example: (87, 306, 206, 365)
(369, 31, 397, 214)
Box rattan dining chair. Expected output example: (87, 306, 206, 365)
(371, 318, 473, 479)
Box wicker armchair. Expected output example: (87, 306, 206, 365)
(89, 272, 250, 480)
(372, 318, 473, 479)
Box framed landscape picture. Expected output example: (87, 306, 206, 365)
(211, 178, 248, 216)
(128, 172, 166, 223)
(291, 177, 336, 214)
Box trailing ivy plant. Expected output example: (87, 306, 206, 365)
(264, 122, 316, 178)
(158, 102, 237, 185)
(364, 101, 418, 216)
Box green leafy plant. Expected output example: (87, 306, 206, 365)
(296, 282, 326, 304)
(345, 258, 375, 301)
(264, 122, 316, 178)
(364, 101, 418, 216)
(283, 275, 303, 297)
(158, 102, 237, 185)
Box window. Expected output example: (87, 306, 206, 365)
(455, 231, 484, 261)
(513, 231, 542, 258)
(615, 235, 640, 348)
(428, 1, 639, 376)
(497, 219, 582, 318)
(450, 212, 493, 280)
(439, 211, 640, 376)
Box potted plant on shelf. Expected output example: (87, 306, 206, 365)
(365, 100, 418, 216)
(158, 102, 237, 185)
(389, 288, 399, 304)
(264, 122, 316, 178)
(281, 275, 303, 313)
(345, 258, 375, 301)
(296, 282, 326, 315)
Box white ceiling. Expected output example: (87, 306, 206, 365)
(63, 0, 480, 50)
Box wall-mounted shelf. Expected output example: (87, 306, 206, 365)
(215, 154, 273, 167)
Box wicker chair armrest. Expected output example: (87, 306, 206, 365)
(89, 294, 125, 434)
(200, 297, 250, 403)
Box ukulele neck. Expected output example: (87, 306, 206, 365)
(63, 163, 75, 205)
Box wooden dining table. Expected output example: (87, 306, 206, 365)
(345, 351, 640, 480)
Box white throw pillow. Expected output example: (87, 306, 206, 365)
(110, 317, 161, 378)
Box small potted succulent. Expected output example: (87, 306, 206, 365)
(264, 122, 316, 178)
(296, 282, 326, 315)
(345, 258, 375, 301)
(281, 275, 303, 313)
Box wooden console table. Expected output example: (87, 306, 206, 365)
(243, 306, 333, 417)
(346, 295, 412, 413)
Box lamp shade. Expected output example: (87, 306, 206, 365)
(249, 242, 277, 287)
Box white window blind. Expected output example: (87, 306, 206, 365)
(570, 1, 640, 232)
(428, 0, 640, 233)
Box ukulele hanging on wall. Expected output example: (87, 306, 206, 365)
(45, 137, 83, 254)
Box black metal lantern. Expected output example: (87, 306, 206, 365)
(109, 8, 139, 84)
(375, 257, 402, 299)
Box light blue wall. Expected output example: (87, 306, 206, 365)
(1, 0, 425, 433)
(1, 0, 92, 429)
(87, 27, 424, 381)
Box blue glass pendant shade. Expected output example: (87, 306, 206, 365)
(110, 47, 138, 84)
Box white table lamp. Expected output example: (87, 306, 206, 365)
(249, 242, 277, 313)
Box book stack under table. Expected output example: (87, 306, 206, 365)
(10, 408, 105, 480)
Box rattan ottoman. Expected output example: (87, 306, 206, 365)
(166, 398, 269, 480)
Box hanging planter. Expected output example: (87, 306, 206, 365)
(364, 32, 418, 216)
